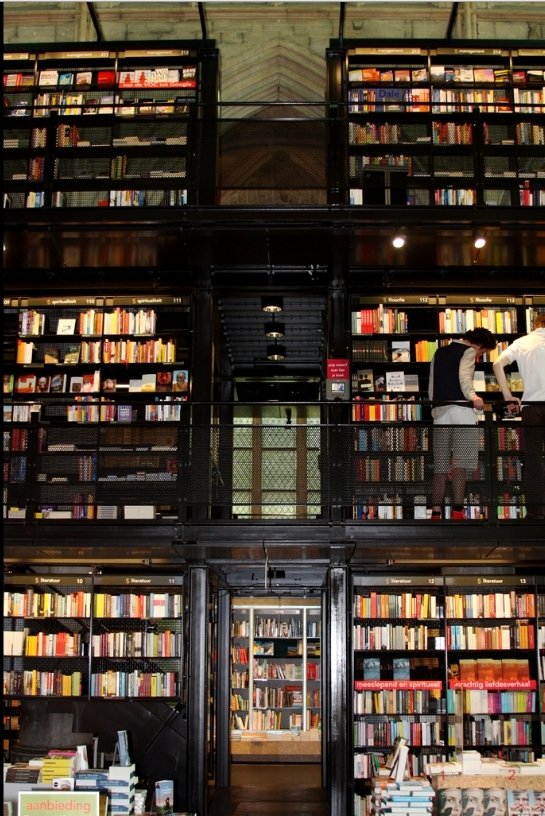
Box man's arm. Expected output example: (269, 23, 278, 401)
(459, 346, 483, 410)
(492, 352, 521, 412)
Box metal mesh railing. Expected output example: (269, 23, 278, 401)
(4, 400, 543, 523)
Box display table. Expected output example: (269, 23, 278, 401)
(230, 731, 321, 763)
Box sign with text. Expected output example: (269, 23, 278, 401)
(326, 358, 350, 401)
(19, 791, 100, 816)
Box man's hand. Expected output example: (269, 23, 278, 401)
(472, 396, 484, 411)
(505, 397, 521, 415)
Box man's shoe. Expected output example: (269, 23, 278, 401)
(451, 509, 466, 521)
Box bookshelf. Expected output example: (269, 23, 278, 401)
(351, 574, 544, 816)
(3, 41, 218, 209)
(230, 598, 321, 762)
(3, 573, 184, 701)
(326, 41, 544, 208)
(445, 576, 541, 763)
(3, 294, 190, 523)
(352, 574, 448, 810)
(350, 294, 543, 521)
(538, 578, 545, 751)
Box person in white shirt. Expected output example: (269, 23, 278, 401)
(493, 312, 545, 520)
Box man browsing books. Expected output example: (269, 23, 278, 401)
(429, 328, 497, 520)
(493, 312, 545, 520)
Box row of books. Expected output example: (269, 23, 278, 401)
(348, 65, 545, 85)
(446, 622, 535, 651)
(349, 120, 544, 148)
(5, 66, 197, 88)
(7, 370, 189, 394)
(8, 92, 194, 117)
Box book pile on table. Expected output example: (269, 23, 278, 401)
(372, 779, 435, 816)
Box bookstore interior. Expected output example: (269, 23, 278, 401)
(2, 3, 545, 816)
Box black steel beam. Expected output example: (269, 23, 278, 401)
(86, 2, 104, 41)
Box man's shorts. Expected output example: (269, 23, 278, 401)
(433, 405, 480, 473)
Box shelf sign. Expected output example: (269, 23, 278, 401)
(355, 679, 442, 690)
(19, 792, 100, 816)
(326, 358, 350, 401)
(449, 679, 536, 690)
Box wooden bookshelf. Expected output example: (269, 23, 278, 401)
(230, 598, 321, 762)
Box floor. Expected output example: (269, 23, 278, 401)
(207, 763, 328, 816)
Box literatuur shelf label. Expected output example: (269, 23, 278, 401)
(449, 679, 536, 690)
(355, 680, 442, 690)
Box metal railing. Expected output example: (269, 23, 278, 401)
(4, 399, 543, 524)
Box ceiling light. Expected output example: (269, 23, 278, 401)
(474, 232, 486, 249)
(267, 343, 286, 361)
(392, 232, 406, 249)
(262, 295, 283, 313)
(264, 320, 285, 338)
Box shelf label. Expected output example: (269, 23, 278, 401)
(442, 294, 523, 306)
(354, 575, 440, 587)
(350, 48, 424, 56)
(444, 575, 534, 587)
(120, 49, 194, 58)
(353, 295, 437, 306)
(4, 52, 33, 61)
(449, 679, 536, 690)
(355, 679, 442, 690)
(5, 575, 92, 588)
(94, 575, 183, 587)
(40, 50, 112, 59)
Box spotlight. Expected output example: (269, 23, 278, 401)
(264, 320, 285, 338)
(267, 343, 286, 361)
(392, 232, 406, 249)
(261, 295, 283, 313)
(474, 232, 486, 249)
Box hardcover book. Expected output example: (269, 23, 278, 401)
(391, 340, 410, 362)
(154, 780, 173, 815)
(385, 370, 406, 392)
(15, 373, 36, 393)
(355, 368, 374, 393)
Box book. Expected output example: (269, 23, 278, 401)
(355, 368, 374, 393)
(156, 370, 173, 391)
(57, 317, 76, 335)
(75, 71, 93, 85)
(154, 780, 174, 815)
(3, 373, 14, 394)
(116, 729, 131, 766)
(82, 371, 100, 392)
(393, 657, 410, 680)
(69, 375, 84, 393)
(404, 374, 420, 392)
(15, 373, 36, 393)
(35, 374, 51, 393)
(391, 340, 410, 362)
(386, 736, 408, 770)
(141, 372, 157, 392)
(386, 370, 406, 392)
(507, 790, 532, 816)
(64, 345, 80, 364)
(172, 369, 189, 393)
(44, 347, 60, 364)
(58, 71, 74, 86)
(50, 373, 67, 393)
(473, 370, 486, 391)
(363, 657, 381, 679)
(129, 378, 142, 392)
